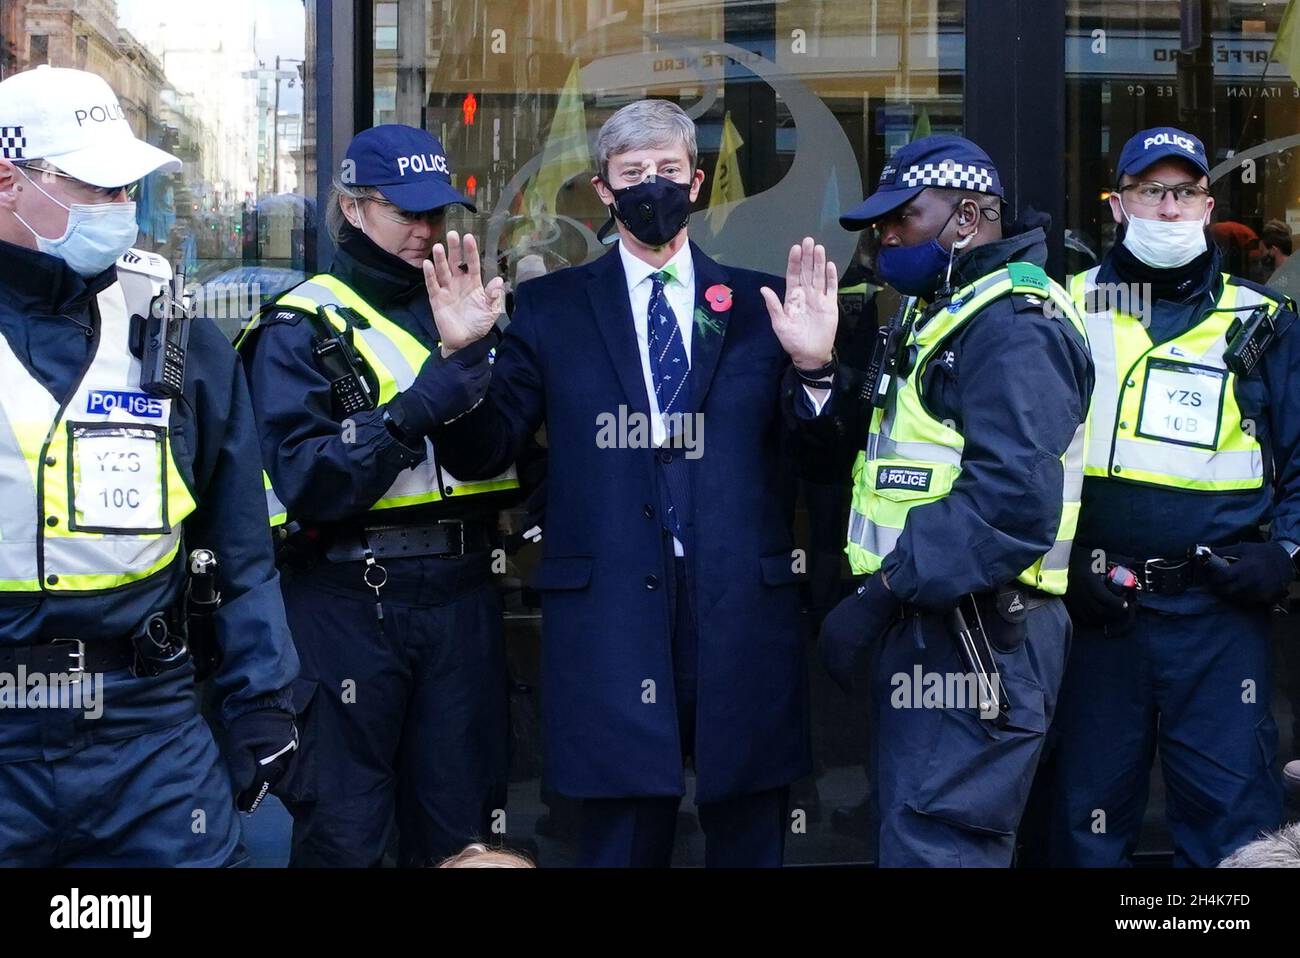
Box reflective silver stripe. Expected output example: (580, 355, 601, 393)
(1077, 270, 1121, 471)
(0, 411, 38, 583)
(1063, 422, 1086, 501)
(355, 327, 419, 388)
(1041, 537, 1072, 572)
(1112, 438, 1263, 482)
(871, 402, 962, 466)
(286, 281, 421, 387)
(873, 433, 963, 467)
(43, 535, 178, 576)
(266, 485, 287, 521)
(288, 279, 343, 307)
(846, 509, 903, 557)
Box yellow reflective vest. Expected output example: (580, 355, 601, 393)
(845, 262, 1089, 596)
(237, 273, 518, 527)
(1069, 268, 1278, 491)
(0, 249, 197, 592)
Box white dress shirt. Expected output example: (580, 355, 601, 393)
(617, 241, 830, 554)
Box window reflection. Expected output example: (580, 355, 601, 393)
(0, 0, 316, 336)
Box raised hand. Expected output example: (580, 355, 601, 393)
(423, 231, 506, 356)
(760, 236, 839, 370)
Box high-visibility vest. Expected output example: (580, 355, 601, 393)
(1069, 268, 1276, 491)
(0, 248, 197, 592)
(845, 262, 1088, 596)
(237, 273, 518, 527)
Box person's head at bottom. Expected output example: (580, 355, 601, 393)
(436, 843, 536, 868)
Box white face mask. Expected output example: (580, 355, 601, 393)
(12, 167, 138, 277)
(1119, 196, 1208, 270)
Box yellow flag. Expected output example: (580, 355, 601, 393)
(1274, 0, 1300, 86)
(524, 60, 589, 220)
(912, 106, 932, 140)
(707, 111, 746, 229)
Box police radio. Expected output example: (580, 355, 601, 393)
(860, 294, 918, 408)
(139, 270, 193, 398)
(309, 306, 377, 415)
(1224, 304, 1278, 378)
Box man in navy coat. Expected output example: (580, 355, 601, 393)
(433, 99, 842, 866)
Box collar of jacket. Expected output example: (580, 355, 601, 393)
(331, 228, 426, 309)
(0, 237, 115, 315)
(947, 225, 1049, 291)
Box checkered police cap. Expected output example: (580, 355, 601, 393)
(841, 134, 1004, 230)
(900, 160, 995, 192)
(0, 125, 25, 160)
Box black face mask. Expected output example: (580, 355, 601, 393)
(604, 176, 694, 247)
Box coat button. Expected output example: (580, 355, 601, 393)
(45, 516, 57, 527)
(643, 504, 655, 518)
(645, 575, 659, 590)
(44, 455, 56, 467)
(1119, 421, 1129, 429)
(1112, 465, 1122, 474)
(1126, 379, 1136, 387)
(658, 450, 673, 464)
(46, 574, 58, 585)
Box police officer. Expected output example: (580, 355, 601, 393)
(1046, 128, 1298, 866)
(0, 66, 299, 865)
(811, 135, 1094, 866)
(237, 125, 517, 866)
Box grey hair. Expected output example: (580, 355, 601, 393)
(596, 100, 697, 181)
(1218, 822, 1300, 867)
(325, 173, 381, 244)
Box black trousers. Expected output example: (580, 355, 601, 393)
(278, 552, 509, 867)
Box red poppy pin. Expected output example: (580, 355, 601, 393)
(705, 284, 733, 313)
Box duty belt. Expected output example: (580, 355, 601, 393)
(0, 607, 186, 680)
(324, 520, 493, 563)
(1104, 551, 1204, 595)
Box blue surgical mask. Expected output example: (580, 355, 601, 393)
(13, 167, 139, 277)
(875, 203, 970, 299)
(876, 237, 954, 299)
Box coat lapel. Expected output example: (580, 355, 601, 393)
(586, 245, 651, 419)
(687, 242, 732, 411)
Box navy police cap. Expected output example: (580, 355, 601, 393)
(840, 134, 1003, 230)
(1116, 127, 1210, 181)
(344, 124, 476, 213)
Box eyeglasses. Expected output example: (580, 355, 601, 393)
(19, 162, 140, 200)
(1117, 181, 1210, 209)
(364, 197, 445, 226)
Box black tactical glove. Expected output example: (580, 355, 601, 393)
(386, 334, 496, 437)
(1202, 541, 1295, 606)
(228, 708, 299, 813)
(818, 573, 898, 695)
(1063, 545, 1131, 626)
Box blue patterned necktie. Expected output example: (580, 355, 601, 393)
(646, 269, 692, 543)
(647, 270, 690, 419)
